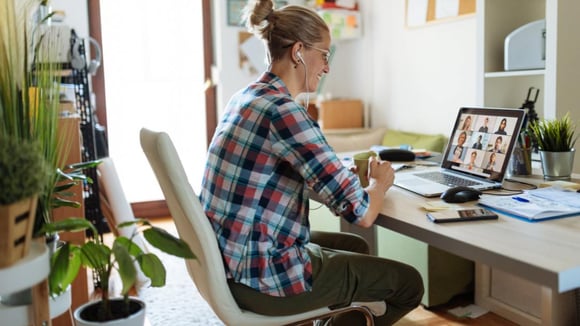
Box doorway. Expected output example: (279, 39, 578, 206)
(97, 0, 209, 207)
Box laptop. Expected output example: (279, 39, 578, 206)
(394, 107, 526, 197)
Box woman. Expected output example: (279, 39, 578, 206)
(461, 115, 472, 131)
(199, 1, 423, 325)
(495, 118, 508, 135)
(451, 145, 464, 163)
(485, 152, 497, 171)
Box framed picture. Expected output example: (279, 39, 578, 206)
(227, 0, 289, 27)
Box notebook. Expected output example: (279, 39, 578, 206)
(394, 107, 526, 197)
(479, 187, 580, 222)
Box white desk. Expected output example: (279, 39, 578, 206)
(368, 171, 580, 325)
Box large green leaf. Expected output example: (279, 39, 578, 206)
(113, 240, 137, 296)
(80, 241, 111, 271)
(137, 253, 166, 287)
(143, 226, 195, 259)
(115, 236, 144, 257)
(49, 244, 82, 296)
(37, 217, 95, 236)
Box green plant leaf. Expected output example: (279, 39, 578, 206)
(115, 236, 145, 257)
(59, 246, 82, 294)
(49, 243, 71, 295)
(49, 244, 82, 296)
(37, 217, 95, 236)
(142, 226, 196, 259)
(137, 253, 166, 287)
(80, 241, 111, 271)
(113, 240, 137, 296)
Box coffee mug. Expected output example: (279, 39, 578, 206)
(353, 151, 377, 187)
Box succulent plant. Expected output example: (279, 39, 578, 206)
(0, 135, 50, 205)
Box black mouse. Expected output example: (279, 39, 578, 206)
(440, 186, 482, 203)
(379, 148, 416, 162)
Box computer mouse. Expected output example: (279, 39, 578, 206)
(440, 186, 482, 203)
(379, 148, 416, 162)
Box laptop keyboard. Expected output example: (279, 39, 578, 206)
(416, 171, 483, 187)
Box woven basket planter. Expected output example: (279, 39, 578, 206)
(0, 195, 38, 268)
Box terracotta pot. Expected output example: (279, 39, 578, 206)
(73, 297, 146, 326)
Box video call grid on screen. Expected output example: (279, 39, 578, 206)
(441, 108, 525, 181)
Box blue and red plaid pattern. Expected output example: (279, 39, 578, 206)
(200, 72, 369, 297)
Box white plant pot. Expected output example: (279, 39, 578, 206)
(50, 286, 72, 319)
(73, 297, 146, 326)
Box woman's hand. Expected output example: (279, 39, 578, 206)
(357, 157, 395, 228)
(367, 156, 394, 192)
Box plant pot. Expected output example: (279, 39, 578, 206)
(539, 149, 575, 180)
(73, 297, 146, 326)
(0, 195, 38, 268)
(0, 234, 61, 306)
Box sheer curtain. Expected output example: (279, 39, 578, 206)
(100, 0, 206, 202)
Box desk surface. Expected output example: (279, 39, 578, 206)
(374, 172, 580, 293)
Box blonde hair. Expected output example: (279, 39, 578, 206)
(242, 0, 329, 63)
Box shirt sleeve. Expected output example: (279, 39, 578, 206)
(269, 101, 369, 224)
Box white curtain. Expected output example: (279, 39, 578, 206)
(100, 0, 206, 202)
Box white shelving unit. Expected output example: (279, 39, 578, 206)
(0, 241, 50, 326)
(475, 1, 580, 324)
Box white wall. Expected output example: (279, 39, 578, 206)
(50, 0, 89, 38)
(48, 0, 479, 142)
(215, 0, 478, 137)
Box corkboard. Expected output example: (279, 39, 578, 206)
(406, 0, 475, 27)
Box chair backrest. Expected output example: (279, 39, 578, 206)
(139, 128, 385, 326)
(139, 128, 245, 323)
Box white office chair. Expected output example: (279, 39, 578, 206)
(139, 128, 386, 326)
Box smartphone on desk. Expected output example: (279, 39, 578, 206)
(427, 208, 498, 223)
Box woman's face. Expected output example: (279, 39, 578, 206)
(500, 119, 507, 130)
(302, 31, 331, 93)
(457, 132, 466, 145)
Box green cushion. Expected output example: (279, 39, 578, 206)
(382, 130, 447, 152)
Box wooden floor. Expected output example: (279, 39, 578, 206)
(394, 293, 517, 325)
(150, 217, 516, 326)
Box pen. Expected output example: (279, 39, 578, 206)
(512, 196, 530, 203)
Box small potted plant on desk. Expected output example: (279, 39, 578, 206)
(39, 217, 196, 325)
(528, 113, 578, 180)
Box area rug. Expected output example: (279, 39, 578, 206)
(138, 222, 224, 325)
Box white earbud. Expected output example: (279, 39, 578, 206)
(296, 51, 303, 63)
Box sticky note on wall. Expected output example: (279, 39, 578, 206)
(319, 9, 362, 40)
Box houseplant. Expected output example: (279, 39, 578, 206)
(39, 217, 196, 325)
(528, 113, 578, 180)
(0, 134, 50, 268)
(1, 0, 69, 233)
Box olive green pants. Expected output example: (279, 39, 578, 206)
(228, 231, 424, 325)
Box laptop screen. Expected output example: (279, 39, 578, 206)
(440, 107, 526, 182)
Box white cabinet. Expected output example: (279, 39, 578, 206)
(476, 2, 580, 323)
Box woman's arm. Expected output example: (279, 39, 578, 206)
(356, 157, 394, 228)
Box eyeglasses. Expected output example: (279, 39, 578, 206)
(308, 45, 331, 65)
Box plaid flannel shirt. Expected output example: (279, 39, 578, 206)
(199, 72, 370, 296)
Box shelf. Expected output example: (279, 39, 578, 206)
(0, 241, 49, 295)
(485, 70, 545, 78)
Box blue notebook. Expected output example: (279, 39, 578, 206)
(478, 187, 580, 222)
